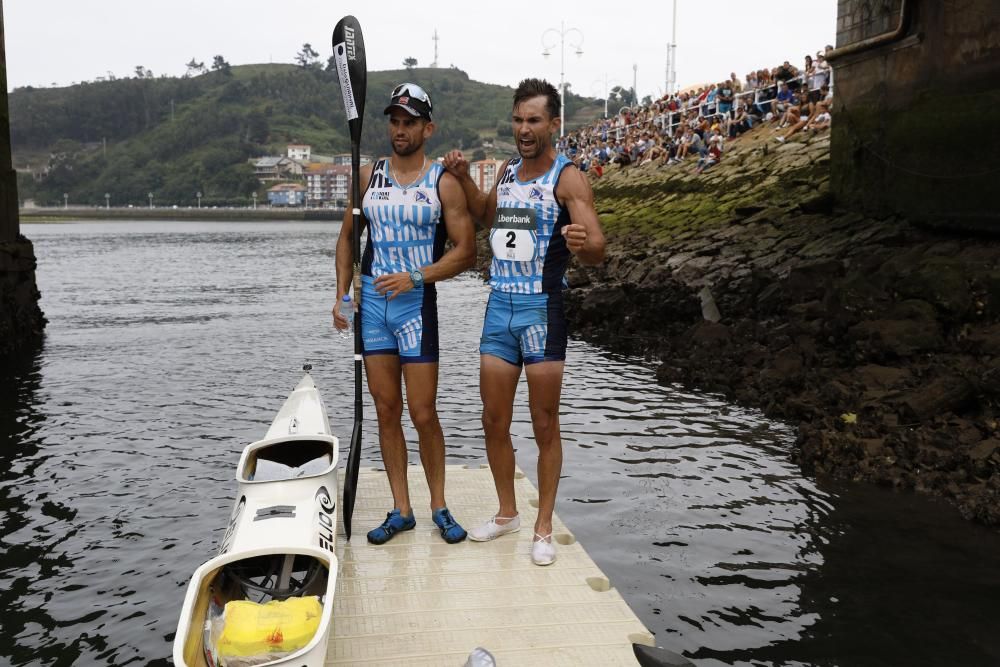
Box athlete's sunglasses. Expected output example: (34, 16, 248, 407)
(391, 83, 432, 107)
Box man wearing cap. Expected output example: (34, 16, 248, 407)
(333, 83, 476, 545)
(442, 78, 606, 566)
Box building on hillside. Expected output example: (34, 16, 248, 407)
(469, 159, 506, 192)
(267, 183, 307, 207)
(331, 153, 374, 167)
(253, 156, 304, 182)
(305, 163, 352, 208)
(287, 144, 311, 162)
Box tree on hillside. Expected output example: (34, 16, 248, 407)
(134, 66, 154, 79)
(212, 56, 232, 76)
(609, 85, 636, 107)
(325, 56, 337, 72)
(185, 58, 206, 77)
(403, 57, 417, 70)
(296, 43, 320, 69)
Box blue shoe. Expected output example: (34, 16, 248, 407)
(432, 507, 467, 544)
(367, 509, 415, 545)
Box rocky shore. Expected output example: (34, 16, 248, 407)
(560, 125, 1000, 526)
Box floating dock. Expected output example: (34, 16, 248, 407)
(329, 464, 653, 666)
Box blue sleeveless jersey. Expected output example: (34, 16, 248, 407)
(489, 155, 574, 295)
(361, 159, 447, 280)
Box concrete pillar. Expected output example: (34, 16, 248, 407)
(0, 0, 20, 242)
(0, 0, 46, 356)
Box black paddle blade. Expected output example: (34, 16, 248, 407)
(633, 644, 696, 667)
(331, 16, 367, 146)
(342, 419, 363, 540)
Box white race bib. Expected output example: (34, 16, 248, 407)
(491, 207, 537, 262)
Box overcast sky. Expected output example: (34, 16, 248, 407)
(4, 0, 836, 98)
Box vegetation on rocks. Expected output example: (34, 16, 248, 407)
(566, 124, 1000, 526)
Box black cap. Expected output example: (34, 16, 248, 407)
(383, 83, 433, 120)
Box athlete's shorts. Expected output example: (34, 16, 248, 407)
(359, 275, 438, 363)
(479, 290, 567, 366)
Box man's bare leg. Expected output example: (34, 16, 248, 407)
(524, 360, 565, 537)
(401, 361, 445, 510)
(480, 354, 522, 521)
(364, 354, 411, 516)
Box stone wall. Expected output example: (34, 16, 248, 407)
(0, 236, 45, 358)
(836, 0, 903, 47)
(829, 0, 1000, 229)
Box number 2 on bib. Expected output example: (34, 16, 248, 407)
(491, 207, 537, 262)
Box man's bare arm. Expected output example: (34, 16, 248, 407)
(371, 170, 477, 299)
(333, 164, 372, 328)
(423, 171, 476, 281)
(557, 166, 606, 266)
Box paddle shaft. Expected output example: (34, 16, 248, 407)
(347, 137, 364, 539)
(333, 14, 366, 541)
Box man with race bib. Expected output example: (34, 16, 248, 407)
(333, 83, 476, 546)
(444, 78, 606, 565)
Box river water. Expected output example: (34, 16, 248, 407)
(3, 221, 999, 667)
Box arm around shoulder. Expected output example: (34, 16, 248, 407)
(442, 150, 501, 227)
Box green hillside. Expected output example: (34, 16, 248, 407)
(10, 64, 603, 207)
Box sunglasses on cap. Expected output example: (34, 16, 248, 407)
(391, 83, 432, 106)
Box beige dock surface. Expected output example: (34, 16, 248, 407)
(330, 465, 653, 666)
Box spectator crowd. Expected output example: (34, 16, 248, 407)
(558, 48, 835, 177)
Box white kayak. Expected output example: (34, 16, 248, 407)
(173, 371, 340, 667)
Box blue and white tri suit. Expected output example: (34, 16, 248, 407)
(481, 155, 574, 366)
(359, 158, 447, 363)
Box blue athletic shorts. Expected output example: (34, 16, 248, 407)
(479, 290, 567, 366)
(359, 276, 438, 363)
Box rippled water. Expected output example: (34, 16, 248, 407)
(3, 221, 999, 667)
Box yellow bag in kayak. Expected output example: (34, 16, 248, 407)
(217, 596, 322, 659)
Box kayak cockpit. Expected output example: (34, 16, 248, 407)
(178, 548, 336, 667)
(241, 437, 337, 483)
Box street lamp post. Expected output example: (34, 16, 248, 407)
(592, 74, 620, 119)
(104, 193, 110, 210)
(196, 191, 202, 209)
(542, 21, 583, 138)
(633, 64, 638, 106)
(666, 0, 678, 95)
(148, 192, 154, 209)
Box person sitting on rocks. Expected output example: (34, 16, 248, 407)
(695, 132, 724, 174)
(806, 84, 833, 132)
(727, 103, 752, 138)
(672, 127, 706, 164)
(771, 82, 795, 124)
(776, 87, 815, 142)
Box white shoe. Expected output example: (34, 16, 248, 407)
(468, 514, 520, 542)
(531, 533, 556, 566)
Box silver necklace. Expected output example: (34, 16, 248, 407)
(389, 156, 427, 194)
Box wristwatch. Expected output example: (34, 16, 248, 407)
(409, 269, 425, 289)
